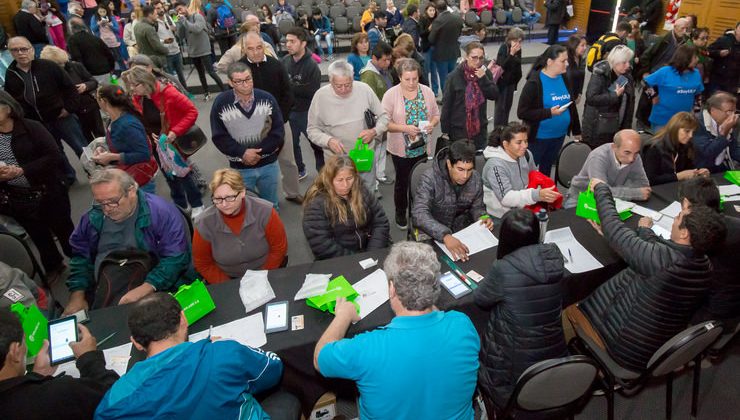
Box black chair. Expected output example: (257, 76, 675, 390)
(345, 5, 362, 20)
(406, 157, 435, 241)
(463, 10, 478, 27)
(278, 18, 295, 38)
(554, 140, 592, 189)
(352, 15, 362, 33)
(328, 3, 345, 19)
(572, 320, 724, 420)
(0, 228, 57, 313)
(493, 355, 599, 420)
(474, 150, 485, 178)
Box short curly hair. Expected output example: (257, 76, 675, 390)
(680, 205, 727, 255)
(384, 242, 441, 311)
(128, 293, 183, 349)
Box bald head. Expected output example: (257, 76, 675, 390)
(245, 14, 260, 25)
(612, 129, 642, 166)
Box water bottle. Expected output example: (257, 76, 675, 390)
(110, 74, 118, 85)
(536, 209, 548, 243)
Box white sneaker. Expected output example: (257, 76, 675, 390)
(191, 206, 204, 220)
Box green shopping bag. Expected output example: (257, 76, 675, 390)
(306, 276, 360, 314)
(575, 189, 632, 223)
(724, 170, 740, 186)
(348, 138, 374, 173)
(172, 280, 216, 325)
(9, 303, 48, 358)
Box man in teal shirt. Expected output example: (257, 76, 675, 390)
(314, 242, 480, 419)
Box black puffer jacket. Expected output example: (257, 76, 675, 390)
(475, 243, 567, 408)
(582, 61, 635, 147)
(302, 185, 390, 260)
(579, 184, 712, 371)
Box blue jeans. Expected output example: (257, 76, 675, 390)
(435, 59, 458, 93)
(424, 49, 440, 95)
(165, 52, 188, 90)
(45, 114, 88, 181)
(239, 161, 280, 207)
(523, 10, 541, 25)
(314, 32, 333, 55)
(165, 171, 203, 209)
(529, 136, 566, 178)
(289, 111, 324, 172)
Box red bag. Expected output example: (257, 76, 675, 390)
(525, 170, 563, 213)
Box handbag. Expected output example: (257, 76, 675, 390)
(596, 112, 620, 137)
(159, 88, 206, 158)
(364, 109, 377, 129)
(172, 279, 216, 325)
(0, 184, 45, 219)
(487, 60, 504, 84)
(348, 138, 374, 172)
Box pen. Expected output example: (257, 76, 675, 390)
(97, 332, 116, 347)
(207, 325, 213, 340)
(567, 248, 573, 263)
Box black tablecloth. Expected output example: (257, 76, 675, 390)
(84, 174, 735, 414)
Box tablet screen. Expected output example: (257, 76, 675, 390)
(49, 317, 77, 365)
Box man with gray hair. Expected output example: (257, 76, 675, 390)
(693, 91, 739, 172)
(565, 129, 651, 207)
(314, 241, 480, 419)
(307, 59, 389, 192)
(12, 0, 47, 58)
(64, 168, 192, 315)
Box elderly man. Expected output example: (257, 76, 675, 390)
(308, 59, 389, 192)
(0, 310, 119, 419)
(95, 293, 299, 419)
(134, 5, 169, 69)
(314, 241, 480, 420)
(239, 32, 302, 204)
(565, 129, 651, 207)
(64, 169, 192, 314)
(210, 62, 285, 207)
(12, 0, 47, 57)
(693, 92, 739, 173)
(4, 36, 87, 184)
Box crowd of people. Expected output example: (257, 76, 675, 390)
(0, 0, 739, 419)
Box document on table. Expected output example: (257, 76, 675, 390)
(56, 342, 133, 378)
(631, 204, 663, 221)
(659, 201, 682, 218)
(651, 215, 674, 240)
(353, 269, 389, 319)
(189, 313, 267, 348)
(719, 184, 740, 197)
(435, 221, 499, 261)
(544, 227, 603, 273)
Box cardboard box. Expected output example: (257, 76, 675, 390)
(308, 392, 337, 420)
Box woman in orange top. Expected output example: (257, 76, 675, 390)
(193, 169, 287, 284)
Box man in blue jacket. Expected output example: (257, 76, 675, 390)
(693, 92, 739, 173)
(95, 293, 299, 419)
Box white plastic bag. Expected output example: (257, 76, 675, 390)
(238, 270, 276, 314)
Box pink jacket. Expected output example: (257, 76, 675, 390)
(474, 0, 493, 11)
(381, 83, 440, 158)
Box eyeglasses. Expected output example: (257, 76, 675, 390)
(212, 193, 241, 205)
(468, 55, 485, 61)
(92, 192, 127, 209)
(230, 77, 253, 85)
(9, 47, 31, 54)
(331, 81, 352, 89)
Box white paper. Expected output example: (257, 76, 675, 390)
(359, 258, 378, 269)
(651, 215, 674, 240)
(239, 270, 276, 314)
(56, 360, 80, 378)
(544, 227, 604, 273)
(614, 198, 636, 213)
(723, 195, 740, 202)
(352, 269, 390, 319)
(435, 221, 499, 261)
(55, 342, 133, 379)
(719, 184, 740, 196)
(189, 313, 267, 348)
(660, 201, 682, 218)
(294, 273, 332, 301)
(631, 204, 663, 221)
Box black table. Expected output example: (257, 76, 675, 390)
(84, 175, 736, 414)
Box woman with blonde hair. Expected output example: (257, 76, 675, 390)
(302, 156, 390, 260)
(643, 111, 709, 185)
(193, 169, 287, 284)
(123, 7, 143, 58)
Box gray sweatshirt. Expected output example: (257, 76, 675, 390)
(176, 13, 212, 58)
(482, 146, 539, 218)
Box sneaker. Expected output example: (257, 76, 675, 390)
(298, 169, 308, 181)
(203, 93, 211, 101)
(395, 213, 408, 230)
(191, 206, 204, 219)
(377, 176, 394, 185)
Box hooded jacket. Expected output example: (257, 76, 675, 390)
(481, 146, 538, 218)
(411, 148, 487, 241)
(4, 58, 77, 123)
(360, 60, 391, 100)
(581, 60, 635, 147)
(474, 243, 567, 407)
(692, 109, 740, 173)
(579, 184, 712, 371)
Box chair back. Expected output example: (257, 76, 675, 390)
(334, 16, 350, 33)
(0, 232, 38, 281)
(555, 141, 592, 188)
(494, 9, 506, 24)
(481, 9, 494, 26)
(278, 18, 295, 36)
(464, 10, 478, 27)
(318, 3, 330, 16)
(346, 5, 362, 19)
(329, 4, 345, 19)
(352, 15, 362, 32)
(512, 7, 522, 23)
(475, 151, 485, 177)
(648, 321, 724, 377)
(409, 157, 434, 206)
(504, 355, 599, 415)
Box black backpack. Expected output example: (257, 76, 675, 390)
(93, 249, 154, 309)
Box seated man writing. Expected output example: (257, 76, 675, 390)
(565, 178, 726, 371)
(64, 169, 192, 314)
(314, 242, 480, 420)
(0, 309, 119, 419)
(565, 129, 651, 208)
(95, 293, 299, 419)
(411, 140, 492, 261)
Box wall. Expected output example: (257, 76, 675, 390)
(677, 0, 740, 43)
(1, 1, 21, 38)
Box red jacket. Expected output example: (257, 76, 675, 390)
(525, 170, 563, 213)
(132, 81, 198, 137)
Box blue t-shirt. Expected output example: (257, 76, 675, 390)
(318, 310, 480, 420)
(644, 66, 704, 127)
(537, 72, 571, 139)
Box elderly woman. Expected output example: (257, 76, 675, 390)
(518, 44, 581, 176)
(302, 156, 390, 260)
(0, 90, 73, 278)
(307, 60, 389, 192)
(493, 27, 524, 127)
(440, 42, 499, 150)
(581, 45, 636, 148)
(123, 66, 204, 217)
(382, 58, 439, 229)
(193, 169, 287, 284)
(643, 111, 709, 185)
(40, 45, 105, 143)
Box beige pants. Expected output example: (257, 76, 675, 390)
(278, 122, 300, 198)
(563, 304, 606, 349)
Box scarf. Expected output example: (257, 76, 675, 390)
(463, 62, 485, 138)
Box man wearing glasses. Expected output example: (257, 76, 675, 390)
(209, 61, 285, 208)
(63, 169, 192, 315)
(693, 91, 740, 172)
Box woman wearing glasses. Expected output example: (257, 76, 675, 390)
(192, 169, 287, 284)
(440, 42, 498, 150)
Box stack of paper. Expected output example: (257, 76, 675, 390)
(435, 221, 499, 261)
(659, 202, 682, 218)
(631, 204, 663, 221)
(719, 184, 740, 201)
(239, 270, 275, 314)
(188, 313, 267, 348)
(651, 216, 674, 240)
(544, 227, 603, 273)
(352, 269, 390, 319)
(56, 342, 133, 378)
(294, 273, 332, 300)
